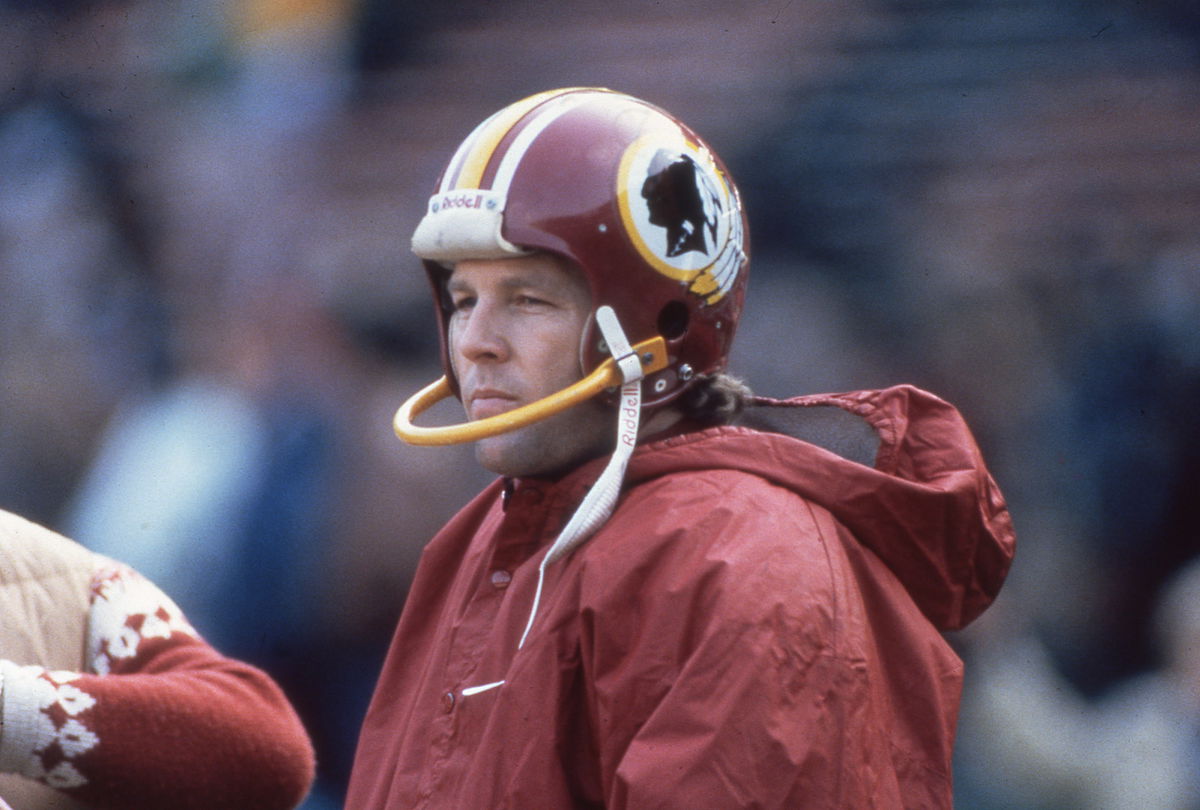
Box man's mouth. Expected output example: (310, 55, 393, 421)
(468, 389, 519, 420)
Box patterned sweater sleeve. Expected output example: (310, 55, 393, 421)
(0, 563, 315, 810)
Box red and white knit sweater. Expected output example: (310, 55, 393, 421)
(0, 561, 315, 809)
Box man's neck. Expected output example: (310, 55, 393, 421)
(640, 407, 683, 441)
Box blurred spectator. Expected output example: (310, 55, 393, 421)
(63, 277, 362, 809)
(960, 556, 1200, 809)
(0, 98, 167, 524)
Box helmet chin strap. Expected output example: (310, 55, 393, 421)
(518, 306, 645, 649)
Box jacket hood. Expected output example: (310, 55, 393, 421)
(619, 385, 1016, 632)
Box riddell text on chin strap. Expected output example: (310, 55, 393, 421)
(393, 333, 669, 447)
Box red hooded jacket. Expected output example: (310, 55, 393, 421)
(347, 385, 1015, 808)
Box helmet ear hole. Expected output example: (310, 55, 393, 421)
(657, 300, 690, 341)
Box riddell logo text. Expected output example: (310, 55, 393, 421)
(619, 394, 639, 447)
(437, 193, 484, 211)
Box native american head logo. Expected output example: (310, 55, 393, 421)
(640, 151, 722, 258)
(618, 136, 744, 304)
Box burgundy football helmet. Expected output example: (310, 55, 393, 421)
(400, 87, 749, 443)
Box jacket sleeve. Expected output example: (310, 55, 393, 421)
(0, 563, 315, 810)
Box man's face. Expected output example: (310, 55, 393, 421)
(447, 253, 614, 478)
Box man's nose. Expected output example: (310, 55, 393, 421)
(454, 303, 510, 364)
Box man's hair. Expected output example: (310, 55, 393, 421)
(676, 373, 753, 427)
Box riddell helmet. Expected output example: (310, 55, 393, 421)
(396, 87, 750, 445)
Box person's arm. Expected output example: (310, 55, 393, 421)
(0, 564, 314, 810)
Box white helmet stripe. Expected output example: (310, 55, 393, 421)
(489, 91, 597, 197)
(438, 88, 589, 193)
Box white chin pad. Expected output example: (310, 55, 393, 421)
(411, 190, 528, 261)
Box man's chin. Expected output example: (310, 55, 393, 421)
(475, 429, 606, 480)
(474, 434, 530, 478)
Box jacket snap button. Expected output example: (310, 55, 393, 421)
(490, 570, 512, 589)
(442, 691, 455, 713)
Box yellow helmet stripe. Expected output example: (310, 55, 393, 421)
(437, 109, 505, 194)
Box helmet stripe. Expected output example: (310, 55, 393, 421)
(443, 88, 575, 192)
(437, 109, 505, 194)
(490, 91, 599, 197)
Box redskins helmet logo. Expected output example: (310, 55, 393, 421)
(617, 134, 745, 304)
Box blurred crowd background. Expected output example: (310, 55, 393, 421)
(1, 0, 1198, 806)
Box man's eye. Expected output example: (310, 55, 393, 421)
(451, 296, 475, 311)
(515, 295, 549, 307)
